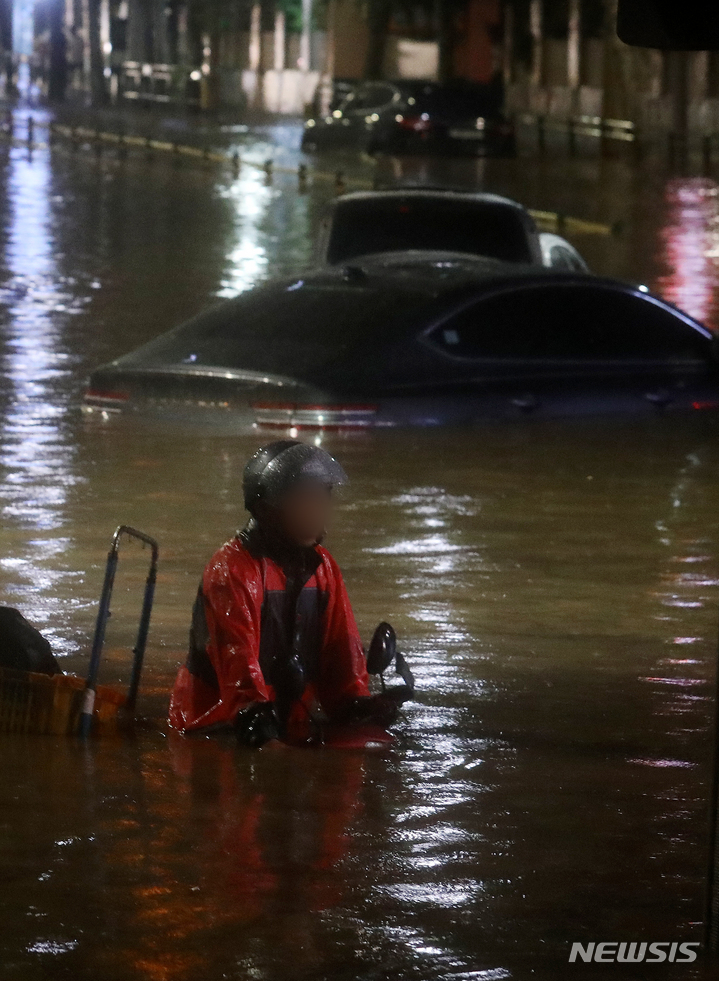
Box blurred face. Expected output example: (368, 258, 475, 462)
(260, 480, 333, 547)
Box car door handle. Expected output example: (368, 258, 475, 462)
(511, 394, 538, 412)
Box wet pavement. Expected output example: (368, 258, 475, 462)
(0, 105, 718, 979)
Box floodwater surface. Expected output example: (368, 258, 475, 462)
(0, 109, 718, 980)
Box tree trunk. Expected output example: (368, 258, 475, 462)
(318, 0, 336, 115)
(667, 50, 689, 139)
(85, 0, 108, 105)
(529, 0, 542, 88)
(0, 0, 13, 95)
(436, 0, 455, 84)
(502, 2, 513, 88)
(48, 0, 68, 102)
(200, 2, 222, 114)
(363, 0, 391, 81)
(300, 0, 312, 70)
(602, 0, 623, 118)
(127, 0, 148, 62)
(152, 0, 170, 63)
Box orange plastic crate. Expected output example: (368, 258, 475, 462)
(0, 667, 127, 736)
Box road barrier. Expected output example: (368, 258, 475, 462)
(0, 112, 619, 236)
(526, 208, 621, 237)
(518, 111, 719, 174)
(0, 113, 377, 193)
(519, 112, 641, 160)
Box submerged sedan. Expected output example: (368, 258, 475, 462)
(84, 257, 719, 428)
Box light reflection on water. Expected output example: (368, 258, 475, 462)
(0, 136, 716, 979)
(657, 178, 719, 329)
(215, 166, 274, 297)
(0, 140, 89, 652)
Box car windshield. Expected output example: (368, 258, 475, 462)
(326, 198, 534, 264)
(113, 280, 426, 378)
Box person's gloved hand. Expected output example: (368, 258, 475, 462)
(368, 693, 402, 727)
(344, 693, 404, 728)
(233, 701, 281, 747)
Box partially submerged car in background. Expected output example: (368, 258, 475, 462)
(85, 256, 719, 429)
(317, 190, 589, 271)
(301, 79, 515, 157)
(309, 77, 356, 117)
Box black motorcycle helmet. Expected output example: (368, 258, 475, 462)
(242, 439, 349, 514)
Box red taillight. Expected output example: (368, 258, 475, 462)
(252, 402, 377, 430)
(85, 389, 130, 402)
(397, 114, 435, 133)
(83, 388, 130, 413)
(692, 400, 719, 410)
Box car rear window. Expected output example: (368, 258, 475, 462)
(326, 199, 534, 264)
(114, 280, 426, 378)
(426, 284, 711, 361)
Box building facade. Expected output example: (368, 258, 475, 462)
(33, 0, 719, 133)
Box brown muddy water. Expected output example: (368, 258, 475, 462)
(0, 109, 718, 980)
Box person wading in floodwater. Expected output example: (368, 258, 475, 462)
(168, 440, 404, 747)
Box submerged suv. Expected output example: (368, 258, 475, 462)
(317, 190, 589, 271)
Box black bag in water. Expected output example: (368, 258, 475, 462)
(0, 607, 60, 675)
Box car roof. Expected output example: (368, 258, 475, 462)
(111, 260, 710, 366)
(331, 189, 532, 214)
(97, 263, 711, 390)
(309, 259, 699, 320)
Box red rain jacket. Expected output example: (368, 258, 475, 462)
(168, 529, 371, 735)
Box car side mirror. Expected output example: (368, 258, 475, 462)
(366, 621, 396, 674)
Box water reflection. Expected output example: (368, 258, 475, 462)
(64, 735, 399, 981)
(0, 134, 88, 652)
(214, 163, 314, 299)
(643, 445, 715, 766)
(215, 167, 273, 297)
(657, 178, 719, 329)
